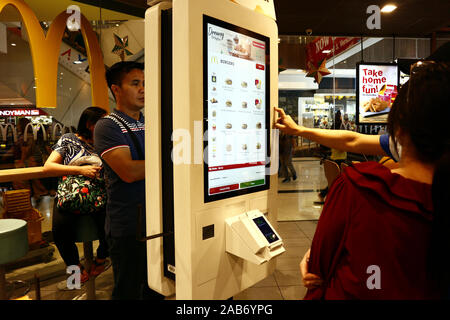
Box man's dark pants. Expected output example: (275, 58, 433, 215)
(107, 236, 164, 300)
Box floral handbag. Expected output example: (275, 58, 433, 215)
(56, 156, 107, 214)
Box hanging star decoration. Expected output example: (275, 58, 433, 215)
(306, 59, 331, 84)
(112, 34, 133, 61)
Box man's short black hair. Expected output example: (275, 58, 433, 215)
(105, 61, 144, 100)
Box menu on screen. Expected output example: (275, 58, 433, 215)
(203, 15, 270, 202)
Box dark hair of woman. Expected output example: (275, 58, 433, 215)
(76, 106, 107, 141)
(387, 61, 450, 297)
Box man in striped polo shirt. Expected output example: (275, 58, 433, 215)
(94, 61, 162, 300)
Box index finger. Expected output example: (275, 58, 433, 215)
(274, 106, 286, 118)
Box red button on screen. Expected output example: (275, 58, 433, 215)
(209, 184, 239, 195)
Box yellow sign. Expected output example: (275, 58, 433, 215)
(0, 0, 108, 110)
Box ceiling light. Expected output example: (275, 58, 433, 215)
(381, 4, 397, 13)
(11, 43, 16, 46)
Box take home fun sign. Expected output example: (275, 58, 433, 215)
(356, 62, 399, 125)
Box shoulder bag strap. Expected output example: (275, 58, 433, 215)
(109, 113, 145, 160)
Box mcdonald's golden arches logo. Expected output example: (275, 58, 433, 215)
(0, 0, 108, 110)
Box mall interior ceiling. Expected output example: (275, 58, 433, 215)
(76, 0, 450, 37)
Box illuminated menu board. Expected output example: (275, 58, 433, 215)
(356, 62, 399, 125)
(203, 15, 270, 202)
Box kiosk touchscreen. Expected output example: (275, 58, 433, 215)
(204, 16, 270, 202)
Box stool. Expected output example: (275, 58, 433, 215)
(74, 215, 99, 300)
(1, 189, 44, 247)
(0, 219, 29, 300)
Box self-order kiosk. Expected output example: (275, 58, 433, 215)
(145, 0, 284, 299)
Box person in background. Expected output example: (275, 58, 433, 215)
(12, 118, 49, 202)
(329, 109, 347, 164)
(340, 114, 352, 131)
(94, 61, 163, 300)
(316, 110, 348, 203)
(279, 131, 297, 183)
(44, 106, 110, 288)
(299, 62, 450, 299)
(333, 110, 342, 131)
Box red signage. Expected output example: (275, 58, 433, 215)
(0, 107, 48, 117)
(306, 37, 360, 68)
(256, 64, 265, 70)
(210, 184, 239, 195)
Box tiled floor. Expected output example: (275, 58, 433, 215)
(234, 220, 317, 300)
(24, 260, 115, 300)
(278, 158, 326, 221)
(7, 220, 318, 301)
(3, 157, 323, 300)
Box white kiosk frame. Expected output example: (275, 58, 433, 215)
(145, 0, 280, 300)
